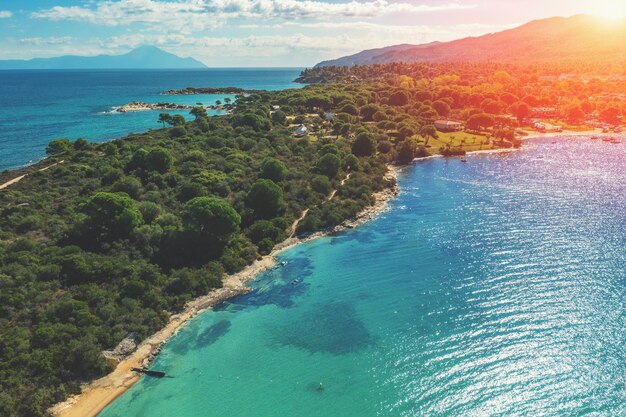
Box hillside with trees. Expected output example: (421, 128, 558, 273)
(315, 15, 626, 67)
(297, 62, 626, 134)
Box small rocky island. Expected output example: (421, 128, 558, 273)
(115, 101, 193, 112)
(163, 87, 261, 95)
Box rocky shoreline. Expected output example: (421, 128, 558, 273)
(114, 101, 193, 113)
(114, 101, 236, 113)
(163, 87, 261, 95)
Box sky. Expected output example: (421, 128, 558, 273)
(0, 0, 623, 66)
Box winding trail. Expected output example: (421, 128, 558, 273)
(0, 160, 64, 190)
(287, 172, 352, 238)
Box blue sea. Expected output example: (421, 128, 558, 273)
(99, 138, 626, 416)
(0, 69, 303, 170)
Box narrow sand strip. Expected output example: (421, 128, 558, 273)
(0, 160, 64, 190)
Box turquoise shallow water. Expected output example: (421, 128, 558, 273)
(100, 137, 626, 417)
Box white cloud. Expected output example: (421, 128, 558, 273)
(32, 1, 222, 32)
(96, 19, 513, 65)
(269, 20, 514, 38)
(0, 10, 13, 18)
(19, 36, 73, 45)
(19, 0, 522, 66)
(32, 0, 476, 29)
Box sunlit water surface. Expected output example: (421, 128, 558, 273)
(100, 137, 626, 417)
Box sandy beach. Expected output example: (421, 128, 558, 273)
(520, 128, 622, 140)
(49, 166, 399, 417)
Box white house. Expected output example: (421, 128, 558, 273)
(294, 125, 308, 136)
(434, 120, 463, 132)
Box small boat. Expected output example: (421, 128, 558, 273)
(591, 136, 599, 140)
(460, 158, 467, 163)
(132, 367, 166, 378)
(602, 137, 612, 142)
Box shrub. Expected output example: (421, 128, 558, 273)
(79, 192, 143, 243)
(316, 153, 341, 178)
(182, 197, 241, 245)
(260, 157, 287, 182)
(351, 132, 376, 156)
(145, 148, 173, 173)
(311, 175, 332, 195)
(169, 126, 187, 138)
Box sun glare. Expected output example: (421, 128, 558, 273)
(593, 0, 626, 20)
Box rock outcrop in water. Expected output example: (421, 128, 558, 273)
(163, 87, 261, 95)
(115, 101, 194, 113)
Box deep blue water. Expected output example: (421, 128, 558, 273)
(100, 137, 626, 417)
(0, 69, 303, 170)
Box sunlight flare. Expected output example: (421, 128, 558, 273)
(593, 0, 626, 19)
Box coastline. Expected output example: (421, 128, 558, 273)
(49, 166, 399, 417)
(40, 133, 614, 417)
(519, 128, 621, 140)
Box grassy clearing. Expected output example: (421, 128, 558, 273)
(420, 131, 496, 152)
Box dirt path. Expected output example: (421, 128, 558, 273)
(326, 172, 351, 201)
(287, 208, 309, 238)
(0, 160, 64, 190)
(0, 175, 27, 190)
(287, 172, 351, 238)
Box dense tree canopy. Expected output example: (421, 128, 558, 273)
(79, 192, 143, 244)
(260, 157, 287, 182)
(316, 153, 342, 178)
(351, 132, 377, 157)
(182, 197, 241, 244)
(145, 147, 173, 173)
(245, 179, 286, 219)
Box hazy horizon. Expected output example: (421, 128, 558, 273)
(1, 0, 625, 67)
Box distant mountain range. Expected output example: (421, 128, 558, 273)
(316, 15, 626, 67)
(0, 46, 207, 70)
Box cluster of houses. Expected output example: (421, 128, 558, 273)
(269, 104, 336, 137)
(273, 102, 620, 139)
